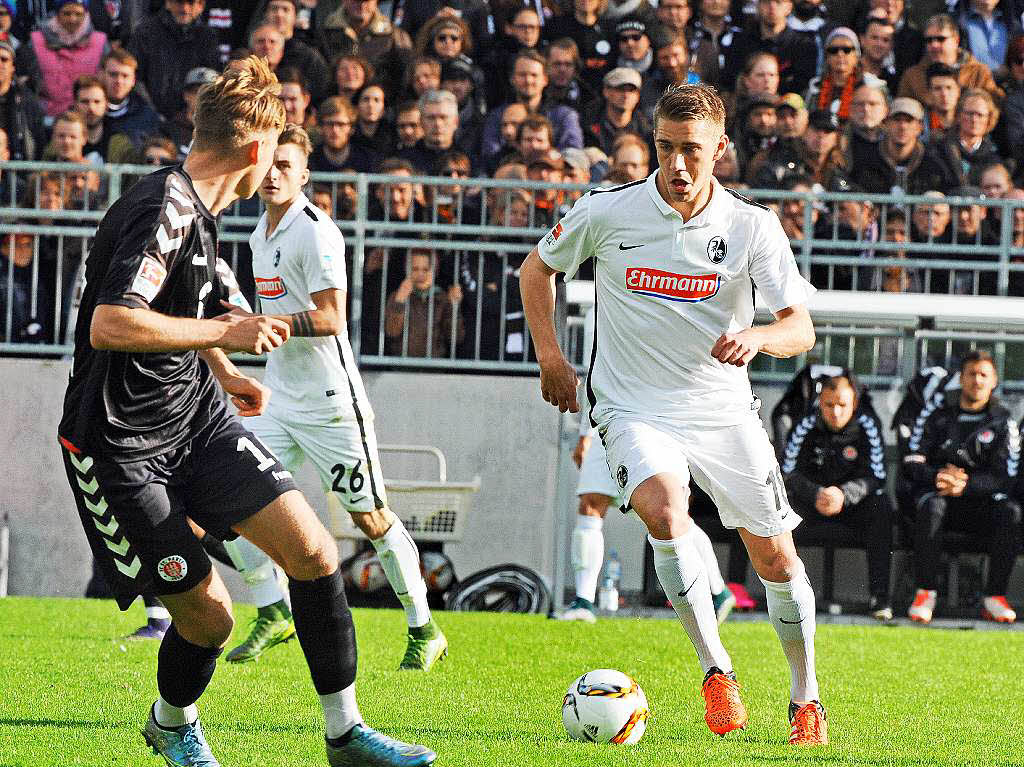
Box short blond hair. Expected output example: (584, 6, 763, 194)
(192, 56, 286, 149)
(278, 123, 313, 158)
(653, 84, 727, 131)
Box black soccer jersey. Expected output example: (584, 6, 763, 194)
(59, 166, 236, 460)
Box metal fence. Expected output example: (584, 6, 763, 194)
(3, 161, 1024, 386)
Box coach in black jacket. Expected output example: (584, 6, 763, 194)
(781, 374, 894, 619)
(902, 350, 1021, 624)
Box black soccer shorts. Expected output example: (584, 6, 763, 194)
(60, 412, 297, 610)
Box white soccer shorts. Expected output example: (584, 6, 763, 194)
(601, 414, 801, 538)
(576, 433, 621, 501)
(246, 408, 388, 514)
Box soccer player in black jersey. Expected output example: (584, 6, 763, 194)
(57, 57, 436, 767)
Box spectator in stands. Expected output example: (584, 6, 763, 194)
(330, 53, 374, 103)
(923, 62, 961, 142)
(949, 184, 999, 293)
(483, 6, 543, 104)
(613, 17, 653, 75)
(140, 135, 178, 165)
(609, 131, 649, 180)
(395, 99, 424, 150)
(775, 92, 808, 138)
(542, 0, 615, 94)
(897, 14, 1003, 108)
(0, 126, 15, 202)
(911, 191, 952, 244)
(840, 83, 888, 173)
(805, 28, 886, 123)
(822, 177, 878, 290)
(128, 0, 220, 120)
(99, 47, 161, 152)
(0, 225, 53, 343)
(720, 0, 818, 96)
(481, 50, 584, 159)
(781, 373, 894, 620)
(866, 0, 924, 78)
(278, 68, 313, 130)
(639, 28, 699, 121)
(385, 248, 464, 358)
(482, 101, 528, 173)
(734, 92, 779, 178)
(441, 57, 485, 158)
(581, 67, 649, 156)
(1001, 35, 1024, 168)
(0, 1, 19, 50)
(850, 97, 957, 194)
(414, 15, 478, 76)
(518, 114, 555, 158)
(162, 65, 216, 157)
(399, 88, 470, 172)
(0, 40, 45, 160)
(46, 109, 102, 208)
(859, 13, 900, 94)
(398, 0, 492, 61)
(712, 139, 741, 184)
(737, 50, 780, 101)
(904, 349, 1021, 625)
(979, 161, 1013, 211)
(352, 82, 395, 161)
(686, 0, 743, 89)
(544, 38, 595, 113)
(877, 208, 923, 294)
(956, 0, 1015, 75)
(561, 146, 592, 190)
(258, 0, 329, 102)
(311, 96, 378, 173)
(525, 147, 565, 227)
(777, 173, 829, 245)
(73, 74, 132, 163)
(402, 54, 441, 102)
(318, 0, 413, 100)
(926, 88, 1003, 188)
(18, 0, 108, 118)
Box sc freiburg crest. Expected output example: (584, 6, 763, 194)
(707, 236, 727, 264)
(616, 464, 629, 489)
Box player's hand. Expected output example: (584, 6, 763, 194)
(711, 331, 761, 367)
(222, 375, 271, 416)
(573, 435, 591, 468)
(218, 314, 291, 354)
(219, 299, 253, 317)
(539, 355, 579, 413)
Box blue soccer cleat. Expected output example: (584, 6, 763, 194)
(126, 617, 171, 641)
(326, 723, 436, 766)
(141, 706, 221, 766)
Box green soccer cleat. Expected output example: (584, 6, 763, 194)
(225, 600, 296, 663)
(398, 620, 448, 671)
(712, 588, 737, 625)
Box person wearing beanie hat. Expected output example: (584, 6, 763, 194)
(804, 26, 885, 122)
(0, 27, 45, 161)
(614, 16, 653, 74)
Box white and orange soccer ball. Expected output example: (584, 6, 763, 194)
(561, 669, 649, 744)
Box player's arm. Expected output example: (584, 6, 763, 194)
(91, 304, 291, 354)
(266, 288, 346, 337)
(521, 248, 579, 413)
(711, 304, 815, 366)
(198, 347, 271, 417)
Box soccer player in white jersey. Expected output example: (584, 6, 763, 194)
(222, 125, 448, 671)
(522, 84, 828, 746)
(562, 306, 736, 624)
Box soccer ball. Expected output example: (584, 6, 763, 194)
(420, 551, 456, 593)
(346, 550, 389, 593)
(561, 669, 649, 744)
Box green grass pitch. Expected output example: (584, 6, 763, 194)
(1, 597, 1022, 766)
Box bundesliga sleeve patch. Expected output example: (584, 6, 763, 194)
(131, 256, 167, 303)
(544, 222, 564, 246)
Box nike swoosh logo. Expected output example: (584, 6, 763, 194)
(678, 576, 700, 597)
(618, 243, 643, 250)
(779, 616, 804, 624)
(349, 496, 367, 505)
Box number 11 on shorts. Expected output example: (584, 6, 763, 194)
(766, 465, 787, 512)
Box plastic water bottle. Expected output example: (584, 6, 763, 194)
(599, 550, 622, 612)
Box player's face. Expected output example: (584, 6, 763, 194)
(236, 129, 281, 200)
(961, 360, 997, 406)
(654, 117, 728, 210)
(819, 384, 856, 431)
(259, 142, 310, 207)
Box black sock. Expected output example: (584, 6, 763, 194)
(157, 624, 223, 708)
(288, 568, 357, 694)
(200, 534, 236, 570)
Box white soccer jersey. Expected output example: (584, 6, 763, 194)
(540, 174, 814, 429)
(249, 192, 372, 423)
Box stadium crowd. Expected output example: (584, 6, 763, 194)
(3, 0, 1024, 353)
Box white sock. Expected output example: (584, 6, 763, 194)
(320, 684, 362, 740)
(371, 517, 431, 629)
(154, 696, 197, 728)
(225, 537, 287, 608)
(690, 523, 726, 595)
(759, 561, 819, 703)
(648, 530, 732, 674)
(571, 514, 604, 603)
(146, 605, 170, 621)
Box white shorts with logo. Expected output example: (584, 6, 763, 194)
(601, 413, 800, 538)
(576, 433, 621, 501)
(247, 407, 388, 514)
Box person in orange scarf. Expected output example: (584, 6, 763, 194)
(805, 27, 885, 123)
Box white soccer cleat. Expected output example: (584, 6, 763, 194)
(560, 598, 598, 623)
(982, 596, 1017, 623)
(908, 588, 937, 624)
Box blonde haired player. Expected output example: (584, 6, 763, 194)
(522, 84, 827, 746)
(57, 58, 435, 766)
(220, 124, 448, 672)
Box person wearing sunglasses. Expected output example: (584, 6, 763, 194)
(613, 18, 653, 75)
(896, 12, 1003, 109)
(804, 27, 885, 122)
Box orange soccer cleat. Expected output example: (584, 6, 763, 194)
(701, 667, 748, 736)
(789, 701, 828, 746)
(982, 596, 1017, 623)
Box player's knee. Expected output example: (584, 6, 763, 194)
(578, 494, 610, 518)
(643, 503, 689, 539)
(754, 550, 801, 583)
(282, 529, 339, 580)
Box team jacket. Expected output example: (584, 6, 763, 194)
(781, 410, 887, 511)
(903, 393, 1020, 498)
